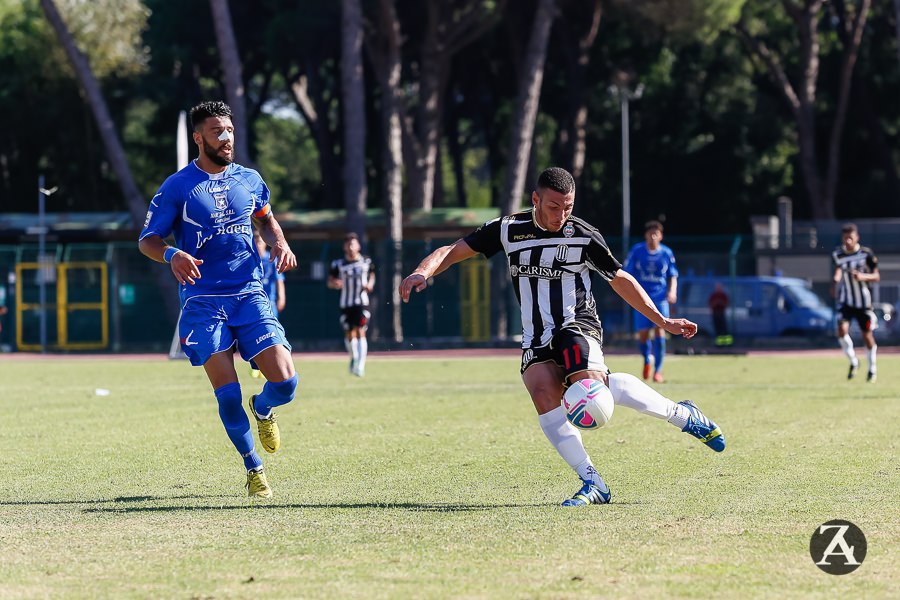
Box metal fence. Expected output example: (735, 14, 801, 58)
(0, 235, 781, 353)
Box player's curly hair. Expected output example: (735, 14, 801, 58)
(537, 167, 575, 195)
(190, 101, 233, 131)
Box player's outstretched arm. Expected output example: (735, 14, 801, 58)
(138, 234, 204, 285)
(254, 214, 296, 273)
(609, 270, 697, 338)
(399, 239, 478, 302)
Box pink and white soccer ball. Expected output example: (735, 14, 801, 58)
(561, 379, 614, 430)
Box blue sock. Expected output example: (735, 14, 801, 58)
(214, 383, 262, 471)
(653, 337, 666, 372)
(639, 339, 652, 364)
(254, 373, 299, 417)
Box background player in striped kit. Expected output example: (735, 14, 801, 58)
(328, 233, 375, 376)
(831, 223, 880, 382)
(399, 167, 725, 507)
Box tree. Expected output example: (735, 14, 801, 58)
(492, 0, 557, 340)
(399, 0, 507, 211)
(367, 0, 405, 342)
(736, 0, 871, 221)
(209, 0, 253, 167)
(554, 0, 603, 197)
(341, 0, 368, 238)
(39, 0, 180, 322)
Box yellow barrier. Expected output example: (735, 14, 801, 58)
(15, 261, 108, 351)
(459, 256, 490, 342)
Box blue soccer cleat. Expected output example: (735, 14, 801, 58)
(561, 479, 611, 506)
(678, 399, 725, 452)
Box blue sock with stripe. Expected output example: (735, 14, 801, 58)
(253, 373, 299, 417)
(639, 339, 651, 364)
(214, 383, 262, 471)
(653, 337, 666, 372)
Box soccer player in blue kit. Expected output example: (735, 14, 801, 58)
(623, 220, 679, 383)
(139, 101, 298, 498)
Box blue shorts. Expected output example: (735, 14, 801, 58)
(633, 300, 669, 331)
(179, 291, 291, 367)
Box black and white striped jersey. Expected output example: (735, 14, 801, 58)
(464, 209, 622, 349)
(832, 245, 878, 309)
(330, 255, 374, 308)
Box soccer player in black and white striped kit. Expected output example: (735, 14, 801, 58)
(831, 223, 880, 382)
(328, 233, 375, 376)
(399, 167, 725, 507)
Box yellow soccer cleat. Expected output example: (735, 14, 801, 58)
(246, 467, 272, 498)
(248, 395, 280, 453)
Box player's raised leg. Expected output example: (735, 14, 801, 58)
(250, 344, 298, 453)
(607, 372, 725, 452)
(525, 362, 611, 506)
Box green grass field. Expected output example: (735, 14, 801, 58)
(1, 352, 898, 599)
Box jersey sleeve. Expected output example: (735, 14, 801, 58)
(463, 218, 503, 258)
(866, 249, 878, 271)
(666, 247, 679, 278)
(585, 229, 622, 281)
(622, 246, 636, 274)
(139, 179, 180, 241)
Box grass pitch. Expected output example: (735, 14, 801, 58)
(1, 352, 898, 599)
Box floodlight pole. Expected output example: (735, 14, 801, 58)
(37, 176, 58, 353)
(609, 82, 643, 334)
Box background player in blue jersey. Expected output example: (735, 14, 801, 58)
(623, 220, 679, 383)
(250, 230, 286, 378)
(138, 101, 299, 498)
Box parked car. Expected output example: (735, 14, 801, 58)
(676, 276, 835, 338)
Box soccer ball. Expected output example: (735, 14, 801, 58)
(561, 379, 614, 430)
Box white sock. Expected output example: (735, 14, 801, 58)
(840, 335, 857, 364)
(344, 337, 353, 358)
(350, 338, 361, 364)
(358, 337, 368, 370)
(607, 372, 689, 429)
(867, 345, 877, 373)
(538, 407, 602, 485)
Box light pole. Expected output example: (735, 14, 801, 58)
(609, 78, 643, 334)
(37, 176, 58, 353)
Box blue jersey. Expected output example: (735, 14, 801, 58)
(139, 161, 271, 306)
(623, 242, 679, 303)
(260, 250, 285, 315)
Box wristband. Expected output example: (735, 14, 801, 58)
(163, 247, 179, 263)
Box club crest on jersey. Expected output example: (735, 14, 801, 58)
(214, 193, 227, 210)
(563, 222, 575, 237)
(522, 349, 534, 364)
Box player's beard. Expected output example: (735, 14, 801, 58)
(201, 137, 233, 167)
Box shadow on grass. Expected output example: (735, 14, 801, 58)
(80, 500, 546, 514)
(1, 494, 234, 506)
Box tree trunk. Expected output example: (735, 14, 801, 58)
(288, 70, 342, 208)
(558, 0, 602, 198)
(341, 0, 368, 238)
(375, 0, 405, 343)
(493, 0, 557, 340)
(40, 0, 180, 324)
(209, 0, 254, 169)
(500, 0, 557, 217)
(824, 0, 871, 214)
